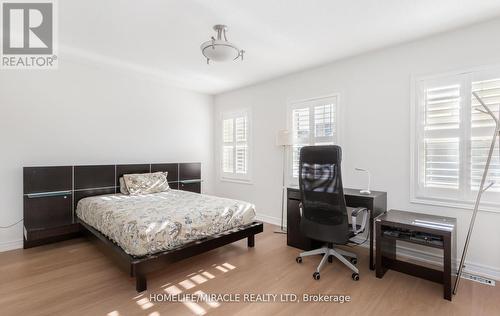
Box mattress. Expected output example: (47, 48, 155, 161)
(76, 190, 256, 257)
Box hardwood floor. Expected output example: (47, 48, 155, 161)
(1, 223, 499, 316)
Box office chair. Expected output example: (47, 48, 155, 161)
(295, 145, 369, 281)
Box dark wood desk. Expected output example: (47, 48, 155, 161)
(287, 187, 387, 270)
(375, 210, 457, 301)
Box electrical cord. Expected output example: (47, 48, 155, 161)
(0, 219, 23, 229)
(348, 230, 370, 248)
(347, 212, 371, 247)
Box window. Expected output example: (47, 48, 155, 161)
(221, 110, 250, 182)
(411, 67, 500, 210)
(288, 95, 338, 181)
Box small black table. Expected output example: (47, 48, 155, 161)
(375, 210, 457, 301)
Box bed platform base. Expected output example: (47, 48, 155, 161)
(79, 220, 264, 292)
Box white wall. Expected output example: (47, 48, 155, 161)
(214, 18, 500, 278)
(0, 57, 214, 251)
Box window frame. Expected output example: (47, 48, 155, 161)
(410, 65, 500, 212)
(220, 109, 252, 183)
(286, 93, 341, 186)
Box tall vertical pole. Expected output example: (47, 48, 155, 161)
(275, 145, 287, 234)
(453, 93, 500, 294)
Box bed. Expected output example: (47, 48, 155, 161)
(23, 163, 263, 292)
(76, 189, 262, 292)
(76, 190, 257, 257)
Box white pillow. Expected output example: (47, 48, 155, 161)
(123, 172, 170, 195)
(119, 177, 130, 195)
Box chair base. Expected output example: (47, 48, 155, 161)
(297, 246, 359, 278)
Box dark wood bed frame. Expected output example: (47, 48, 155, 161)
(80, 220, 263, 292)
(23, 163, 264, 292)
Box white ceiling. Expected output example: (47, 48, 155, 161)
(59, 0, 500, 94)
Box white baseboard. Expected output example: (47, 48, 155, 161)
(0, 239, 23, 252)
(255, 213, 283, 227)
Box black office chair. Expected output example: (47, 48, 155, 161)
(295, 145, 369, 281)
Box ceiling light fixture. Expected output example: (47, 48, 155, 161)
(200, 24, 244, 64)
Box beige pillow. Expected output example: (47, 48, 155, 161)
(119, 177, 130, 195)
(123, 172, 170, 195)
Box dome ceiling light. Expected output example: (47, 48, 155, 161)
(200, 24, 245, 64)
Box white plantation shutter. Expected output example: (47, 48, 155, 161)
(289, 96, 338, 180)
(470, 137, 500, 192)
(424, 85, 460, 131)
(291, 145, 302, 178)
(471, 78, 500, 128)
(235, 146, 247, 173)
(314, 104, 336, 139)
(222, 145, 234, 173)
(221, 111, 250, 181)
(235, 117, 247, 142)
(471, 78, 500, 192)
(423, 138, 460, 189)
(413, 68, 500, 208)
(293, 108, 310, 140)
(292, 107, 310, 178)
(235, 117, 248, 174)
(222, 118, 234, 173)
(422, 83, 461, 189)
(223, 119, 233, 143)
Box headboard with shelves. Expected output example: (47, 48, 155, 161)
(23, 162, 202, 248)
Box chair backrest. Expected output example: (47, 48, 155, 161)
(298, 145, 349, 243)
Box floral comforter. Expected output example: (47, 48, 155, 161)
(76, 190, 256, 256)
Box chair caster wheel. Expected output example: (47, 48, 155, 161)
(313, 272, 320, 280)
(352, 273, 360, 281)
(296, 256, 303, 263)
(350, 258, 357, 265)
(328, 255, 333, 263)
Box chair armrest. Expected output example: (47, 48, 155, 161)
(351, 208, 369, 235)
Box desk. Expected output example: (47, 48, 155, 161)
(375, 210, 457, 300)
(287, 187, 387, 270)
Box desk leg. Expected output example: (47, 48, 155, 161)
(443, 235, 452, 301)
(370, 216, 375, 270)
(376, 222, 395, 278)
(375, 221, 385, 278)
